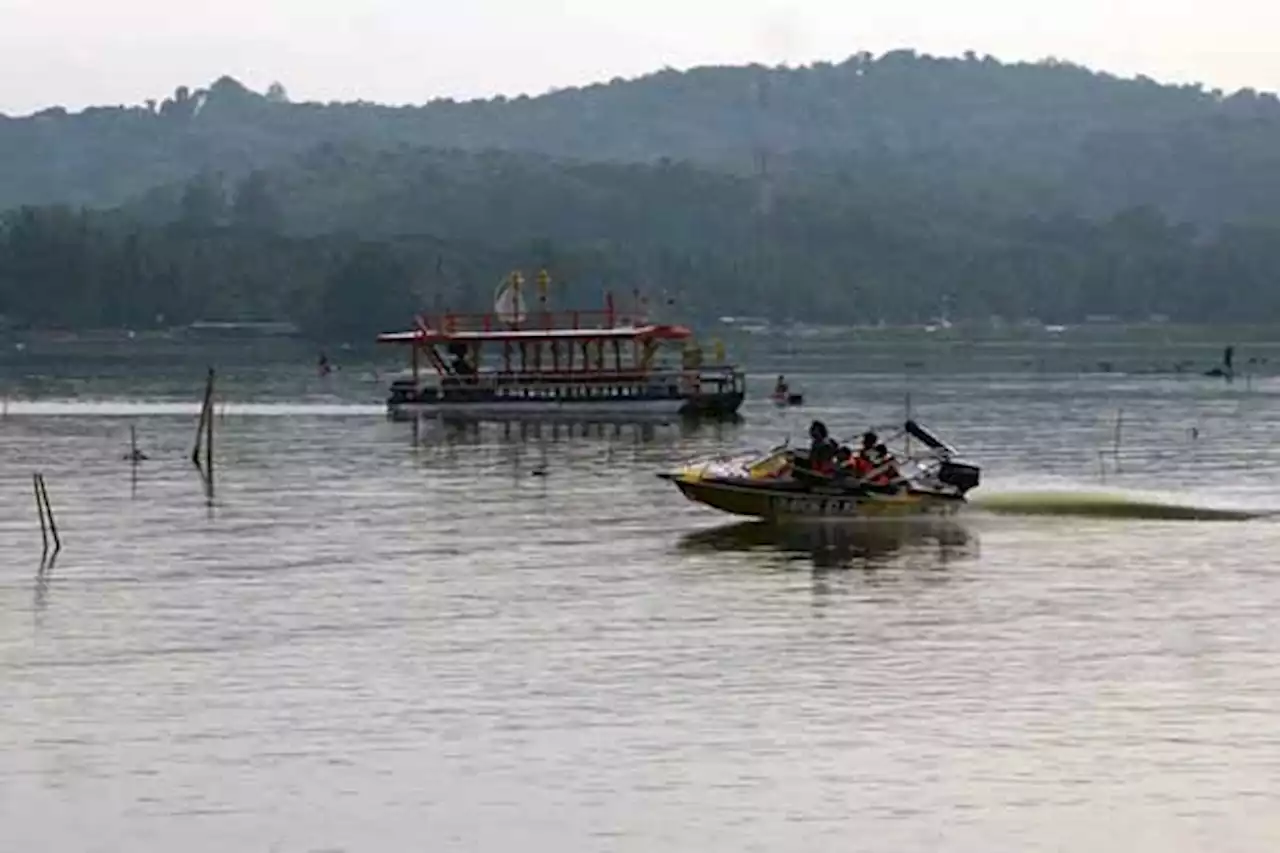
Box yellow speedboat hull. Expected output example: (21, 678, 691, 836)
(663, 473, 964, 520)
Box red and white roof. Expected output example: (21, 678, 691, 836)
(377, 324, 693, 345)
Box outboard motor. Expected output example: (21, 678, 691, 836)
(937, 460, 981, 493)
(905, 419, 979, 493)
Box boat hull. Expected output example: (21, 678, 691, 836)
(387, 391, 744, 422)
(664, 475, 965, 520)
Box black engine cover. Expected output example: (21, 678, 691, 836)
(937, 460, 981, 492)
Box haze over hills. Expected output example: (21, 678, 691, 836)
(4, 50, 1280, 336)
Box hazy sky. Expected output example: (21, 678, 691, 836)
(1, 0, 1277, 115)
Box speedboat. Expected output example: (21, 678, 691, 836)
(658, 420, 980, 520)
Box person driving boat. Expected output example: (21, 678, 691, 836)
(807, 420, 839, 474)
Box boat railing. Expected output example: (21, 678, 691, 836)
(414, 308, 659, 334)
(433, 365, 744, 394)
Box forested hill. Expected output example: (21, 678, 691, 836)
(5, 52, 1280, 225)
(6, 51, 1280, 337)
(6, 146, 1280, 336)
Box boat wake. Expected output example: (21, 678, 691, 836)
(972, 490, 1276, 522)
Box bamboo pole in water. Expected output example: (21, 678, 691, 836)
(42, 475, 61, 553)
(205, 370, 215, 500)
(35, 473, 60, 553)
(33, 473, 48, 553)
(192, 368, 213, 467)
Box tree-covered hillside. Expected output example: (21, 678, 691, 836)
(5, 51, 1280, 336)
(4, 53, 1280, 225)
(5, 148, 1280, 336)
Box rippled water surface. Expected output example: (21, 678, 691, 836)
(4, 345, 1280, 852)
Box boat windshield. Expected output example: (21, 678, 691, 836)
(746, 447, 792, 479)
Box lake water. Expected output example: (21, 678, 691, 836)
(3, 337, 1280, 852)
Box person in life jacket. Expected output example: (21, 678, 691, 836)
(833, 444, 854, 474)
(868, 443, 900, 486)
(807, 420, 839, 474)
(851, 431, 878, 479)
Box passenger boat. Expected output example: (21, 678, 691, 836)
(377, 270, 746, 421)
(658, 420, 981, 519)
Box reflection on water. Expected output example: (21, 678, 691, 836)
(678, 517, 977, 570)
(417, 415, 744, 447)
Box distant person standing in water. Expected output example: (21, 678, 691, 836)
(318, 352, 332, 377)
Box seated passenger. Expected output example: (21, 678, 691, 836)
(851, 430, 878, 478)
(807, 420, 838, 474)
(869, 443, 900, 486)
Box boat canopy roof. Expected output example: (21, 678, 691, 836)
(377, 324, 694, 345)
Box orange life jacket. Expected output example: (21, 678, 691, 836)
(870, 457, 898, 485)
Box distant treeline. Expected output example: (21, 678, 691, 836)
(3, 165, 1280, 339)
(5, 51, 1280, 335)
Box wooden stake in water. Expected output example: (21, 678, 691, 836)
(205, 371, 215, 500)
(33, 473, 48, 554)
(33, 473, 60, 554)
(40, 475, 60, 553)
(193, 369, 213, 467)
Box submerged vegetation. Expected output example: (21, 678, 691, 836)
(4, 51, 1280, 337)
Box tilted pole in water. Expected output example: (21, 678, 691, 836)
(35, 473, 60, 554)
(192, 368, 214, 467)
(42, 475, 61, 553)
(33, 473, 48, 554)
